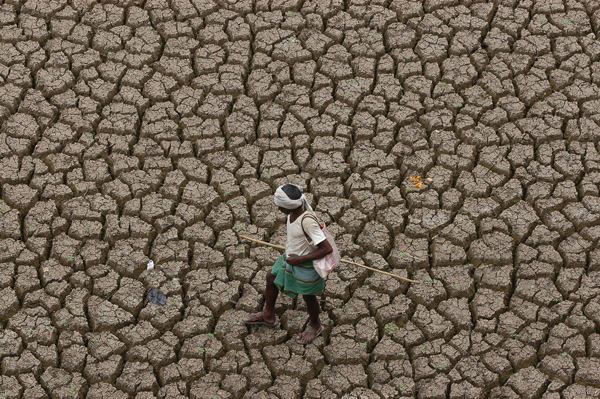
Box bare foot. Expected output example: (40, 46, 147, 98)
(296, 324, 324, 344)
(245, 312, 277, 326)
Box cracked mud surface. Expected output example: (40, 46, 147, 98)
(2, 0, 600, 398)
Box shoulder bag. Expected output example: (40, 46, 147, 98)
(300, 212, 340, 279)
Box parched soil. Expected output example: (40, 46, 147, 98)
(1, 0, 600, 398)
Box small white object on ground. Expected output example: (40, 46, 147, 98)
(147, 260, 154, 270)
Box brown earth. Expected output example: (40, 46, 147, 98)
(1, 0, 600, 398)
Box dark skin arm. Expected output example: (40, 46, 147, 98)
(286, 239, 333, 266)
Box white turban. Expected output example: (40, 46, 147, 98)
(274, 185, 313, 211)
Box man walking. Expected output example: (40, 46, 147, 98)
(245, 184, 333, 344)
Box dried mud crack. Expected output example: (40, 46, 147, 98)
(1, 0, 600, 398)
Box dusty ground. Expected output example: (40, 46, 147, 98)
(1, 0, 600, 398)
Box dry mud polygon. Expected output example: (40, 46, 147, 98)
(2, 0, 600, 398)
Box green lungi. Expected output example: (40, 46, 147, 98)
(271, 254, 324, 299)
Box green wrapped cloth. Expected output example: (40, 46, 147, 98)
(271, 254, 324, 299)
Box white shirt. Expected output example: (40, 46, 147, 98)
(285, 211, 327, 257)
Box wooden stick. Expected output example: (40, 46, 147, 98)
(333, 258, 419, 283)
(240, 235, 285, 250)
(239, 235, 418, 283)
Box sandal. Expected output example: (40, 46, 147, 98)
(244, 312, 279, 328)
(296, 324, 324, 344)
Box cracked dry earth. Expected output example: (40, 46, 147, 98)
(4, 1, 600, 399)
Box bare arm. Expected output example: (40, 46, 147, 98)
(286, 240, 333, 265)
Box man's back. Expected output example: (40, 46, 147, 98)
(285, 211, 326, 257)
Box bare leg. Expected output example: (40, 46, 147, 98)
(303, 295, 321, 326)
(245, 270, 278, 324)
(297, 295, 323, 344)
(263, 270, 278, 321)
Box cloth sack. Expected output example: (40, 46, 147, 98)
(300, 212, 340, 279)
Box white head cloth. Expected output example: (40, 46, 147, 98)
(274, 185, 313, 211)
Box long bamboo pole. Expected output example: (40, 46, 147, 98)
(238, 235, 418, 283)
